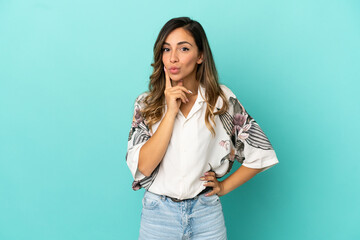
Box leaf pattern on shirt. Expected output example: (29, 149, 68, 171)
(219, 140, 230, 151)
(230, 97, 273, 150)
(126, 93, 160, 191)
(218, 96, 274, 175)
(128, 107, 152, 144)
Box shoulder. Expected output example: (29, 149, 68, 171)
(213, 84, 236, 112)
(219, 84, 239, 107)
(219, 84, 246, 115)
(135, 91, 149, 102)
(219, 84, 237, 99)
(133, 91, 150, 109)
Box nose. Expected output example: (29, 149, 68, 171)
(170, 50, 178, 63)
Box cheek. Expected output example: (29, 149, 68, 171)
(183, 55, 198, 67)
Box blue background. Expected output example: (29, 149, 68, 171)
(1, 0, 359, 239)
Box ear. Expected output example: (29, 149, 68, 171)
(197, 52, 204, 64)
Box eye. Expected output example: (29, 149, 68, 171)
(181, 47, 189, 51)
(162, 48, 170, 52)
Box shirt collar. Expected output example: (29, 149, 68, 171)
(199, 84, 224, 110)
(197, 83, 206, 103)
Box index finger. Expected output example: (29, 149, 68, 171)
(164, 66, 172, 89)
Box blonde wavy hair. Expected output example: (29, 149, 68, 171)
(142, 17, 228, 136)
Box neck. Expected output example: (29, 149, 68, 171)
(186, 80, 199, 95)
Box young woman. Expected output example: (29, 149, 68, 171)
(126, 17, 279, 240)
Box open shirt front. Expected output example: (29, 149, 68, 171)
(126, 84, 279, 200)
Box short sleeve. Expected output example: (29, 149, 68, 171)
(220, 85, 279, 173)
(125, 93, 152, 189)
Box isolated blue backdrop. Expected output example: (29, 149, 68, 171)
(1, 0, 359, 239)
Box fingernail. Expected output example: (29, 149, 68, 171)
(200, 177, 204, 180)
(205, 172, 208, 175)
(188, 90, 192, 94)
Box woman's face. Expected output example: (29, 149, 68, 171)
(162, 27, 203, 84)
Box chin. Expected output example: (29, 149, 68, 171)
(171, 78, 182, 82)
(170, 76, 183, 81)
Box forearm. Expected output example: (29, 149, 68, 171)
(219, 165, 263, 196)
(138, 112, 176, 176)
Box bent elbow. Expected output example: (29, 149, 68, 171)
(138, 162, 151, 177)
(139, 168, 151, 177)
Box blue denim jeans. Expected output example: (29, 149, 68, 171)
(139, 189, 227, 240)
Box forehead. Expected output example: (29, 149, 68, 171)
(164, 28, 195, 45)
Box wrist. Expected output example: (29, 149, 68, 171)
(218, 181, 227, 197)
(165, 110, 178, 119)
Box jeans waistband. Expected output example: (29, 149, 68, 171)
(167, 186, 212, 202)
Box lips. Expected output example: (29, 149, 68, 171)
(169, 67, 180, 74)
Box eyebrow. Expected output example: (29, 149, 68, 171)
(163, 41, 193, 46)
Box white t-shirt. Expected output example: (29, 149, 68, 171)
(126, 84, 279, 200)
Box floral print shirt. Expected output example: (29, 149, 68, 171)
(126, 84, 279, 200)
